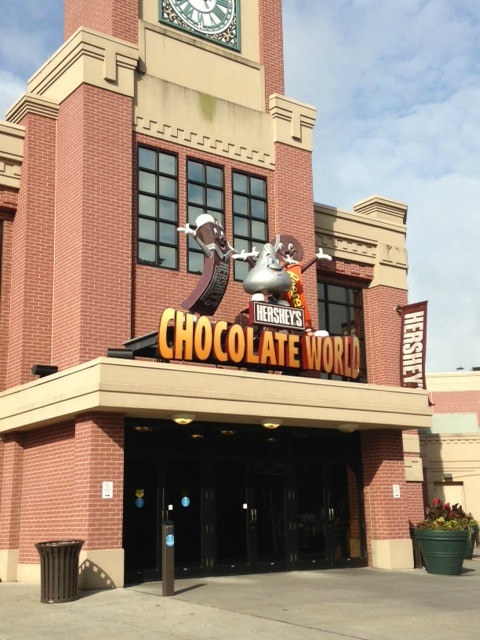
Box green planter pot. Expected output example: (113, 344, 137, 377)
(415, 528, 468, 575)
(464, 525, 478, 559)
(465, 536, 475, 559)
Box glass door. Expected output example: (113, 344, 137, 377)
(295, 462, 329, 569)
(123, 458, 161, 583)
(123, 422, 366, 582)
(324, 463, 365, 566)
(213, 458, 288, 574)
(294, 461, 364, 569)
(248, 460, 287, 572)
(214, 460, 249, 573)
(161, 459, 203, 577)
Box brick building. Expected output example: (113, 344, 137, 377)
(0, 0, 431, 588)
(421, 370, 480, 519)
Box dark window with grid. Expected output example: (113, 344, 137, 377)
(137, 147, 178, 269)
(187, 160, 225, 274)
(232, 172, 268, 281)
(317, 283, 367, 381)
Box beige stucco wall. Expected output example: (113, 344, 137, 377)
(315, 196, 409, 290)
(426, 371, 480, 393)
(0, 121, 24, 190)
(421, 434, 480, 519)
(421, 371, 480, 519)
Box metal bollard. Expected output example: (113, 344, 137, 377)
(162, 522, 175, 596)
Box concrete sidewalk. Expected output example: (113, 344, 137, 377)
(2, 559, 480, 640)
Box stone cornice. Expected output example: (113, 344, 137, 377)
(0, 121, 24, 189)
(315, 198, 409, 290)
(6, 94, 59, 125)
(269, 94, 316, 152)
(11, 27, 139, 111)
(354, 195, 408, 226)
(134, 116, 274, 167)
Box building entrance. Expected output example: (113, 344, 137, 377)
(123, 421, 366, 583)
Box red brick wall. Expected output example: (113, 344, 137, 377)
(360, 286, 424, 556)
(271, 143, 317, 329)
(363, 286, 408, 386)
(258, 0, 285, 107)
(0, 211, 14, 390)
(52, 85, 133, 367)
(6, 114, 56, 388)
(0, 436, 24, 551)
(317, 258, 374, 285)
(0, 186, 17, 213)
(16, 414, 124, 565)
(64, 0, 138, 44)
(72, 413, 124, 551)
(361, 430, 423, 562)
(430, 390, 480, 422)
(18, 424, 76, 563)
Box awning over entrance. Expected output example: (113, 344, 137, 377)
(0, 357, 432, 434)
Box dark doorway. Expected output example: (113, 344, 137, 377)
(123, 421, 366, 583)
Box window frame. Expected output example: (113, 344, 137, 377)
(317, 282, 367, 382)
(231, 171, 268, 281)
(186, 158, 225, 274)
(137, 146, 179, 270)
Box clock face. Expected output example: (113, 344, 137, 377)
(161, 0, 240, 50)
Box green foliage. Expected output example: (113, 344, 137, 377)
(416, 498, 478, 533)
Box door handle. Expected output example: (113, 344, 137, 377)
(249, 508, 257, 523)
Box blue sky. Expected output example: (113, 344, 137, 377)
(1, 0, 479, 373)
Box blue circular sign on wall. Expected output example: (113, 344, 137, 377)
(135, 497, 144, 508)
(165, 534, 175, 547)
(181, 496, 190, 507)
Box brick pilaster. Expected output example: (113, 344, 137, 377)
(363, 286, 407, 386)
(0, 436, 24, 552)
(6, 112, 57, 387)
(64, 0, 138, 44)
(73, 413, 124, 549)
(258, 0, 285, 107)
(361, 430, 423, 564)
(52, 85, 133, 367)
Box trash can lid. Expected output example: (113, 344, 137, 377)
(35, 540, 84, 547)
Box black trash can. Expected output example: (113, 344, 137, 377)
(35, 540, 84, 603)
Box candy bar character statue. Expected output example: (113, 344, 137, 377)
(275, 234, 332, 334)
(236, 236, 292, 302)
(177, 214, 236, 315)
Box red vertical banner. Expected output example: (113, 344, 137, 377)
(399, 301, 428, 389)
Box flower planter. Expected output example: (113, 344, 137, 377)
(464, 525, 478, 559)
(415, 528, 468, 575)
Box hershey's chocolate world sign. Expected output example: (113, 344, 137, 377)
(157, 307, 361, 378)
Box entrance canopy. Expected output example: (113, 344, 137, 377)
(0, 357, 432, 434)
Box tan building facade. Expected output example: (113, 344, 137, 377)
(422, 371, 480, 519)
